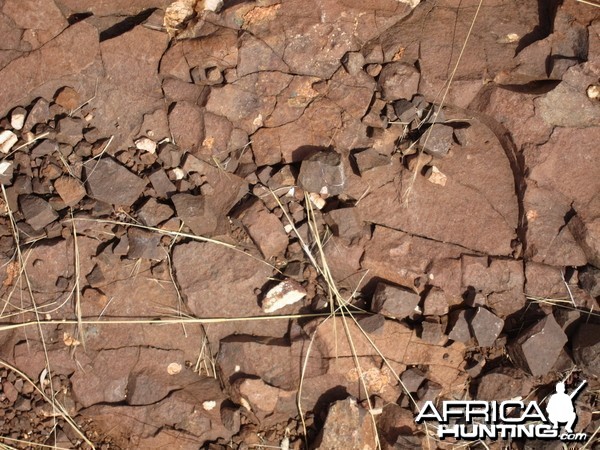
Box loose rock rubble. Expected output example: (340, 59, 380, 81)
(0, 0, 598, 448)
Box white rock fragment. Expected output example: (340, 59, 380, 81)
(587, 85, 600, 100)
(202, 400, 217, 411)
(0, 161, 13, 176)
(397, 0, 421, 7)
(170, 167, 185, 180)
(10, 107, 26, 130)
(204, 0, 224, 12)
(167, 362, 182, 375)
(135, 137, 157, 154)
(0, 130, 18, 154)
(427, 166, 447, 186)
(308, 192, 326, 210)
(284, 224, 294, 234)
(262, 280, 307, 313)
(164, 0, 195, 36)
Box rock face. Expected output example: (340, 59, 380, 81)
(357, 109, 518, 256)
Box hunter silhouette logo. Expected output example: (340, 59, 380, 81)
(546, 380, 586, 433)
(415, 379, 588, 442)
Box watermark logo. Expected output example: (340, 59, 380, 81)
(415, 380, 587, 442)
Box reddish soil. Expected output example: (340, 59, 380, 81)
(0, 0, 599, 449)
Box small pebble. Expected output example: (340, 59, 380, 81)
(0, 130, 18, 154)
(262, 280, 307, 313)
(135, 137, 157, 154)
(10, 107, 26, 130)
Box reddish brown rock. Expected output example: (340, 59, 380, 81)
(168, 101, 204, 152)
(476, 367, 533, 402)
(358, 109, 518, 256)
(83, 158, 146, 207)
(54, 86, 81, 111)
(470, 307, 504, 347)
(324, 67, 376, 119)
(53, 176, 86, 207)
(127, 228, 165, 261)
(371, 282, 420, 319)
(422, 287, 449, 316)
(305, 317, 466, 394)
(216, 336, 325, 390)
(314, 397, 376, 450)
(172, 241, 283, 345)
(205, 72, 290, 134)
(2, 0, 68, 49)
(572, 323, 600, 377)
(376, 1, 538, 106)
(237, 200, 288, 259)
(362, 226, 464, 292)
(19, 195, 58, 231)
(0, 21, 98, 118)
(231, 378, 297, 425)
(137, 198, 174, 227)
(160, 28, 238, 82)
(93, 25, 168, 149)
(237, 33, 288, 77)
(524, 186, 587, 266)
(251, 99, 342, 166)
(378, 62, 420, 101)
(508, 314, 568, 377)
(528, 127, 600, 211)
(78, 375, 232, 448)
(297, 149, 346, 196)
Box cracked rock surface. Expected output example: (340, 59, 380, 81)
(0, 0, 598, 448)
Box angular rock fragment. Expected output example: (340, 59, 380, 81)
(238, 200, 288, 259)
(84, 158, 146, 207)
(127, 228, 164, 261)
(421, 319, 446, 345)
(313, 398, 376, 450)
(572, 323, 600, 377)
(262, 280, 307, 313)
(470, 307, 504, 347)
(32, 139, 58, 158)
(19, 195, 59, 230)
(231, 378, 296, 424)
(508, 314, 567, 377)
(371, 282, 420, 319)
(325, 207, 367, 243)
(297, 150, 346, 196)
(0, 130, 18, 154)
(137, 198, 173, 227)
(54, 176, 86, 207)
(448, 310, 471, 343)
(171, 193, 217, 237)
(0, 161, 14, 184)
(353, 148, 389, 174)
(148, 169, 176, 198)
(400, 368, 426, 392)
(22, 99, 50, 133)
(419, 124, 453, 157)
(378, 62, 420, 101)
(56, 117, 83, 146)
(356, 313, 385, 335)
(422, 287, 449, 316)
